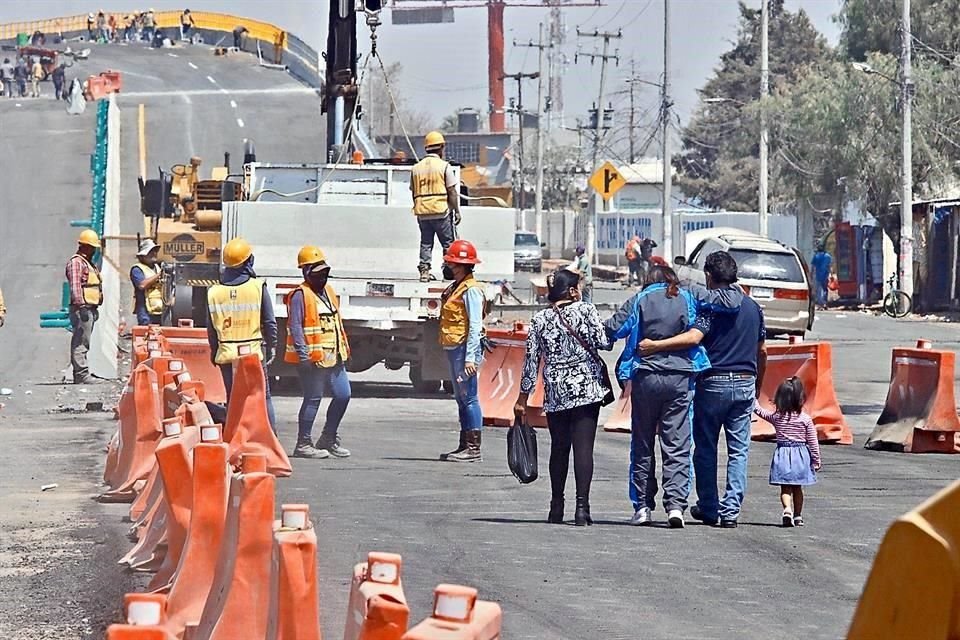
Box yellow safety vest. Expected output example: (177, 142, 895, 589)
(411, 155, 450, 216)
(73, 254, 103, 307)
(439, 275, 483, 347)
(131, 262, 164, 315)
(207, 278, 263, 365)
(283, 284, 350, 367)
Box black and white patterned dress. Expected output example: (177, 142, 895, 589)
(521, 301, 612, 413)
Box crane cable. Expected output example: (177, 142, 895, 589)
(373, 49, 420, 162)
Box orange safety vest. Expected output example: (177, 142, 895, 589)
(411, 154, 450, 216)
(284, 283, 351, 367)
(439, 275, 483, 347)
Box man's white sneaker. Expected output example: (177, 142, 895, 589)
(630, 507, 653, 526)
(667, 509, 685, 529)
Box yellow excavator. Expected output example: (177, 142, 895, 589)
(139, 153, 245, 325)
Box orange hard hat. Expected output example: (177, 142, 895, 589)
(443, 239, 481, 265)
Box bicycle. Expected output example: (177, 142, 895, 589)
(883, 273, 912, 318)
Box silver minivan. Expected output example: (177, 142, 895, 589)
(675, 228, 814, 337)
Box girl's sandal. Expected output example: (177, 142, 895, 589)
(782, 509, 795, 527)
(793, 515, 804, 527)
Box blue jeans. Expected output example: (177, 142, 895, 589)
(446, 345, 482, 431)
(220, 361, 277, 432)
(815, 278, 828, 306)
(692, 374, 756, 521)
(135, 306, 161, 326)
(296, 362, 351, 442)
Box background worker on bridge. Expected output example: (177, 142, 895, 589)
(438, 240, 485, 463)
(66, 230, 103, 384)
(206, 237, 277, 428)
(130, 239, 164, 326)
(142, 9, 156, 42)
(284, 246, 352, 460)
(180, 9, 196, 40)
(411, 131, 460, 283)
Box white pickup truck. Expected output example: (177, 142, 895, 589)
(221, 162, 515, 390)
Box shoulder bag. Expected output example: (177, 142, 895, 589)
(554, 304, 616, 406)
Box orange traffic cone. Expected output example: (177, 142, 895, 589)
(222, 354, 291, 477)
(344, 552, 409, 640)
(192, 471, 276, 640)
(265, 504, 321, 640)
(164, 428, 230, 638)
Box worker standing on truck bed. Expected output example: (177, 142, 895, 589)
(438, 239, 485, 463)
(65, 230, 103, 384)
(284, 246, 352, 460)
(206, 237, 278, 429)
(411, 131, 460, 283)
(130, 239, 164, 326)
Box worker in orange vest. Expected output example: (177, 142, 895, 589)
(438, 239, 486, 462)
(284, 246, 352, 459)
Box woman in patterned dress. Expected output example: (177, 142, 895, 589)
(515, 269, 612, 526)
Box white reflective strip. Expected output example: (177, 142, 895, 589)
(151, 383, 159, 392)
(163, 421, 182, 436)
(210, 302, 261, 312)
(149, 350, 162, 358)
(369, 561, 398, 584)
(767, 353, 814, 362)
(238, 344, 253, 355)
(127, 600, 162, 625)
(169, 360, 184, 372)
(281, 509, 307, 530)
(435, 594, 470, 621)
(200, 426, 221, 442)
(176, 371, 192, 383)
(895, 357, 938, 367)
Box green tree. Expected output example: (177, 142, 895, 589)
(838, 0, 960, 62)
(675, 0, 831, 211)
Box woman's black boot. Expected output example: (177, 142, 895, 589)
(547, 497, 564, 524)
(574, 496, 593, 527)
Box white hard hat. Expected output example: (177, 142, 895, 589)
(137, 238, 159, 256)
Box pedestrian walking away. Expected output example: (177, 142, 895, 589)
(30, 58, 44, 98)
(130, 239, 165, 326)
(410, 131, 460, 282)
(438, 239, 485, 462)
(51, 64, 66, 100)
(1, 58, 17, 98)
(284, 246, 352, 460)
(206, 237, 278, 430)
(516, 268, 611, 526)
(65, 230, 103, 384)
(755, 377, 821, 528)
(640, 251, 766, 529)
(570, 244, 593, 304)
(811, 242, 832, 310)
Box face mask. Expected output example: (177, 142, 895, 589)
(307, 273, 329, 290)
(442, 264, 454, 280)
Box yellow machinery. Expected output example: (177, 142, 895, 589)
(140, 154, 244, 325)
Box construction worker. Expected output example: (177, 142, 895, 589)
(571, 243, 593, 303)
(130, 239, 164, 326)
(142, 8, 156, 42)
(284, 246, 352, 459)
(206, 237, 278, 429)
(180, 9, 196, 40)
(411, 131, 460, 282)
(438, 239, 485, 462)
(65, 230, 103, 384)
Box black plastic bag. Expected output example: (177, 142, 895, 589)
(507, 418, 538, 484)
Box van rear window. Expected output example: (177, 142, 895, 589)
(729, 249, 805, 283)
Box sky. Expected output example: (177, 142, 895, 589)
(4, 1, 843, 128)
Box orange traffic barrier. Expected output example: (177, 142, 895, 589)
(753, 340, 853, 444)
(158, 327, 227, 403)
(865, 340, 960, 453)
(603, 380, 632, 433)
(241, 452, 268, 474)
(265, 504, 321, 640)
(402, 584, 502, 640)
(129, 464, 161, 523)
(847, 479, 960, 639)
(176, 395, 215, 429)
(192, 470, 276, 640)
(105, 593, 177, 640)
(104, 370, 137, 486)
(479, 323, 546, 427)
(120, 501, 167, 572)
(344, 552, 409, 640)
(101, 364, 164, 502)
(164, 428, 230, 638)
(148, 420, 200, 592)
(100, 69, 122, 93)
(222, 354, 291, 477)
(85, 74, 107, 101)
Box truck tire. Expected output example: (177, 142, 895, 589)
(409, 365, 441, 394)
(191, 286, 208, 327)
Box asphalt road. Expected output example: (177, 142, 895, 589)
(1, 38, 959, 640)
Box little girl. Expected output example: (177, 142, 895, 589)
(754, 377, 821, 527)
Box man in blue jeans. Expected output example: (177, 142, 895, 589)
(640, 251, 766, 528)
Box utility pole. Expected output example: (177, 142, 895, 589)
(577, 28, 621, 264)
(516, 24, 550, 241)
(661, 0, 673, 260)
(900, 0, 914, 298)
(759, 0, 769, 237)
(503, 70, 539, 224)
(628, 59, 636, 163)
